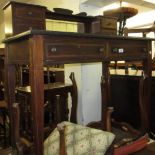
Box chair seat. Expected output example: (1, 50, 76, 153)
(44, 121, 115, 155)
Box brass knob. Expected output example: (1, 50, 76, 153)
(51, 47, 57, 53)
(99, 47, 104, 52)
(142, 47, 147, 53)
(28, 11, 32, 16)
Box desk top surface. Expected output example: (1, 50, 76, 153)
(3, 30, 155, 43)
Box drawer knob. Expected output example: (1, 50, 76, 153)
(50, 47, 57, 53)
(99, 47, 104, 52)
(28, 11, 33, 16)
(142, 47, 147, 53)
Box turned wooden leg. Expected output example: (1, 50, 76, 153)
(69, 72, 78, 123)
(139, 72, 149, 132)
(12, 103, 23, 155)
(106, 107, 114, 132)
(55, 95, 61, 123)
(57, 123, 67, 155)
(12, 103, 33, 155)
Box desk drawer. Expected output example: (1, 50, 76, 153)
(44, 39, 106, 63)
(13, 5, 45, 21)
(107, 40, 149, 60)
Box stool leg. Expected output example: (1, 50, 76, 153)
(57, 123, 67, 155)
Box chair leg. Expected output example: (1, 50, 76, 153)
(69, 72, 78, 124)
(106, 107, 114, 132)
(12, 103, 24, 155)
(57, 123, 67, 155)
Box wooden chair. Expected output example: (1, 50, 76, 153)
(12, 72, 78, 154)
(12, 72, 116, 155)
(110, 71, 150, 155)
(87, 69, 149, 154)
(111, 71, 149, 134)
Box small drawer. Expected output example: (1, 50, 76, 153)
(13, 5, 45, 21)
(101, 18, 117, 29)
(107, 40, 148, 60)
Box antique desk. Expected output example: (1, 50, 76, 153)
(3, 30, 153, 155)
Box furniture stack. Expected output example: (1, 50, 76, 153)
(2, 1, 154, 155)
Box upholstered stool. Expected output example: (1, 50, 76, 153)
(44, 121, 115, 155)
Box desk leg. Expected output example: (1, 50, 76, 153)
(141, 51, 152, 132)
(29, 36, 44, 155)
(102, 61, 110, 130)
(69, 72, 78, 123)
(5, 63, 16, 146)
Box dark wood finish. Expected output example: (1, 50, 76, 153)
(21, 67, 64, 86)
(110, 74, 155, 134)
(69, 72, 78, 123)
(0, 48, 5, 56)
(2, 2, 153, 154)
(12, 102, 33, 155)
(12, 103, 22, 154)
(57, 123, 67, 155)
(13, 79, 77, 154)
(139, 72, 149, 132)
(0, 101, 8, 147)
(101, 62, 110, 130)
(3, 29, 153, 155)
(91, 16, 117, 35)
(15, 82, 76, 135)
(3, 1, 46, 37)
(3, 1, 98, 37)
(0, 48, 5, 101)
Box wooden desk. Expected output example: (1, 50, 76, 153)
(3, 30, 153, 155)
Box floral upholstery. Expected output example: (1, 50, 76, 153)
(44, 121, 115, 155)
